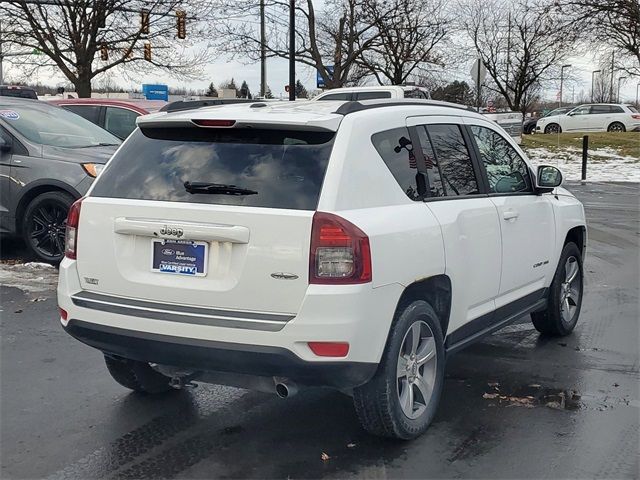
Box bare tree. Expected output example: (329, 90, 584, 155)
(356, 0, 450, 85)
(214, 0, 390, 88)
(460, 0, 578, 113)
(2, 0, 217, 97)
(559, 0, 639, 77)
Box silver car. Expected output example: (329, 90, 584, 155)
(0, 97, 120, 263)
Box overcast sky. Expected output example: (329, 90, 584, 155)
(5, 39, 638, 103)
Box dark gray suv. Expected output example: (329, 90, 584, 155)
(0, 97, 120, 262)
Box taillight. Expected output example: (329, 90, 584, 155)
(631, 115, 640, 120)
(58, 307, 68, 321)
(309, 212, 371, 284)
(64, 198, 83, 259)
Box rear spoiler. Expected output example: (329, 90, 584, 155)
(159, 99, 262, 113)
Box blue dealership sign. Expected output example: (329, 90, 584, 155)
(317, 66, 334, 89)
(142, 84, 169, 101)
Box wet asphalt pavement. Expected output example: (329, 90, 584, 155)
(1, 182, 638, 479)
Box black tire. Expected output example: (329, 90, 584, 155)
(607, 122, 626, 133)
(531, 242, 584, 336)
(544, 123, 562, 134)
(353, 300, 445, 439)
(22, 191, 75, 264)
(104, 355, 174, 394)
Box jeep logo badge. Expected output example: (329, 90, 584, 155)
(160, 225, 183, 237)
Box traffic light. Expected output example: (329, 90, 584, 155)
(100, 43, 108, 61)
(144, 42, 151, 62)
(176, 10, 186, 39)
(140, 9, 150, 34)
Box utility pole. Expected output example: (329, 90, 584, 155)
(591, 69, 601, 102)
(609, 51, 615, 102)
(0, 19, 3, 86)
(559, 64, 571, 107)
(260, 0, 266, 98)
(636, 82, 639, 106)
(288, 0, 295, 101)
(506, 12, 511, 89)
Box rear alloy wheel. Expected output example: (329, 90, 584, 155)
(607, 122, 626, 133)
(353, 300, 445, 439)
(544, 123, 562, 134)
(22, 191, 74, 264)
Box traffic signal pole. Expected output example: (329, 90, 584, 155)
(260, 0, 266, 98)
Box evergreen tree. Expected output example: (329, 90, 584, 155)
(294, 80, 308, 99)
(265, 85, 274, 99)
(205, 82, 218, 97)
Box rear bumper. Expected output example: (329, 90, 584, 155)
(63, 319, 377, 389)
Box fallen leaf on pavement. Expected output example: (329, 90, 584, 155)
(321, 452, 330, 461)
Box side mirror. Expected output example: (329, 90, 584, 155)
(536, 165, 562, 193)
(0, 137, 11, 153)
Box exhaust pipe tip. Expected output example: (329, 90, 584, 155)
(275, 382, 298, 398)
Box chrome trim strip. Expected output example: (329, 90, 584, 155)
(71, 291, 293, 332)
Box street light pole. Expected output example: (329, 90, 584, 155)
(559, 64, 571, 107)
(617, 77, 627, 103)
(591, 69, 601, 102)
(288, 0, 295, 101)
(260, 0, 266, 98)
(636, 82, 639, 106)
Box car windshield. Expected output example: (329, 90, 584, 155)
(0, 103, 121, 148)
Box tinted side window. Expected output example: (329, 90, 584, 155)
(105, 107, 139, 139)
(354, 91, 391, 100)
(590, 105, 611, 114)
(470, 125, 532, 194)
(0, 126, 29, 156)
(415, 127, 445, 197)
(572, 106, 590, 115)
(372, 127, 423, 201)
(63, 105, 101, 124)
(610, 105, 624, 113)
(317, 93, 351, 101)
(425, 124, 479, 196)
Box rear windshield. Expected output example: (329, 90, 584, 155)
(91, 127, 335, 210)
(628, 105, 638, 113)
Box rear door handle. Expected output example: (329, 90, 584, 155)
(502, 210, 519, 221)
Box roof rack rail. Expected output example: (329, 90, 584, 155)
(334, 100, 475, 116)
(159, 98, 261, 113)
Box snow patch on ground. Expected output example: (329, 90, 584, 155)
(0, 262, 58, 293)
(524, 147, 640, 182)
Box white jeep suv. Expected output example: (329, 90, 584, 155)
(58, 99, 587, 439)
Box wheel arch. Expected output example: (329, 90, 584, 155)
(15, 181, 81, 234)
(564, 225, 586, 259)
(395, 275, 452, 338)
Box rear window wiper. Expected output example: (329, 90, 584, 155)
(184, 181, 258, 196)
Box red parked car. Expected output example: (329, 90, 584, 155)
(48, 98, 167, 139)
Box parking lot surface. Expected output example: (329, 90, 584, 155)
(1, 181, 638, 479)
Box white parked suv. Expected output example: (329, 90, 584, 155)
(312, 85, 430, 101)
(536, 103, 640, 133)
(58, 99, 587, 439)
